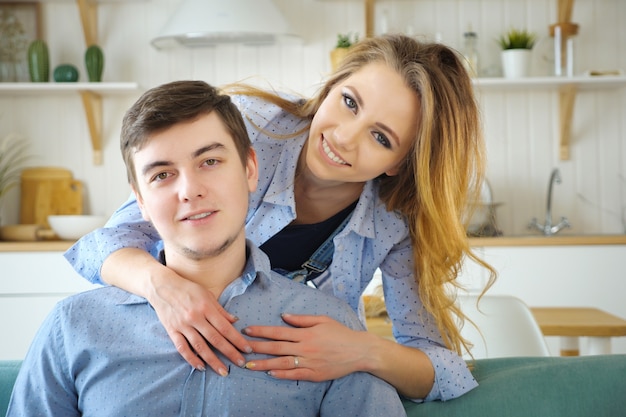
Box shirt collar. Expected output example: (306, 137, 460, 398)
(117, 240, 273, 306)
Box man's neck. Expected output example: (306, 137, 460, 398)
(163, 243, 248, 299)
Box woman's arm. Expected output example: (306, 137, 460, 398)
(242, 314, 435, 399)
(64, 194, 253, 373)
(102, 248, 252, 373)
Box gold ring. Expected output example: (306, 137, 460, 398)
(294, 356, 299, 368)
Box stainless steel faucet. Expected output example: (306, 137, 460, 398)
(528, 168, 570, 236)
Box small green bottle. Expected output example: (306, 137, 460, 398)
(28, 40, 50, 82)
(85, 45, 104, 82)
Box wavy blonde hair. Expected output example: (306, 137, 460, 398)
(225, 34, 495, 355)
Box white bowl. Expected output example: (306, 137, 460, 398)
(47, 215, 107, 240)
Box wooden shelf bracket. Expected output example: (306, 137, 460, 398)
(558, 84, 577, 160)
(79, 90, 103, 165)
(76, 0, 103, 164)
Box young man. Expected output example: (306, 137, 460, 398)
(6, 81, 405, 416)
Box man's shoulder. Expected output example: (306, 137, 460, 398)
(59, 286, 143, 310)
(260, 272, 364, 329)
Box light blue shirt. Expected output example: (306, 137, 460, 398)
(64, 94, 477, 402)
(8, 243, 405, 417)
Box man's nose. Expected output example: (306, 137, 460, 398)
(179, 172, 207, 201)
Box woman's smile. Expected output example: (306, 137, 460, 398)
(321, 137, 349, 166)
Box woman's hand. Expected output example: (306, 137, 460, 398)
(147, 267, 253, 375)
(242, 314, 369, 381)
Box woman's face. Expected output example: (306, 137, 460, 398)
(306, 62, 420, 184)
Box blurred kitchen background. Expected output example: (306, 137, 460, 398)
(0, 0, 625, 235)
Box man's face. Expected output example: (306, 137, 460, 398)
(133, 112, 257, 261)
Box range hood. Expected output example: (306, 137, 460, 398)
(151, 0, 297, 49)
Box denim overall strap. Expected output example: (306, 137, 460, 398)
(281, 213, 352, 284)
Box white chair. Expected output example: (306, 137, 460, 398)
(458, 294, 551, 359)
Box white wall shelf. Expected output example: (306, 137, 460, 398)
(475, 75, 626, 160)
(474, 75, 626, 91)
(0, 0, 143, 164)
(0, 82, 139, 95)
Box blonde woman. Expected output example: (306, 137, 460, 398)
(66, 34, 494, 402)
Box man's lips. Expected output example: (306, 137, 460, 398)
(182, 211, 214, 221)
(322, 137, 349, 166)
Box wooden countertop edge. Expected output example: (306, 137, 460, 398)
(0, 241, 75, 252)
(469, 235, 626, 247)
(1, 235, 625, 252)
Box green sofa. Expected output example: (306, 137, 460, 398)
(3, 356, 626, 416)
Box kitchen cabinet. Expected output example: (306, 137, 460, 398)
(0, 0, 144, 164)
(0, 250, 99, 360)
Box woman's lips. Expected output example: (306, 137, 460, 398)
(322, 137, 349, 165)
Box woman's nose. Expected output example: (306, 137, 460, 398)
(333, 120, 362, 149)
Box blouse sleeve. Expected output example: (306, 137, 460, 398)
(379, 236, 478, 402)
(63, 193, 162, 285)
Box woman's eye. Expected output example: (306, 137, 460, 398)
(342, 93, 357, 111)
(374, 132, 391, 149)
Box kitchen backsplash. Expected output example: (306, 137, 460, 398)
(0, 0, 624, 235)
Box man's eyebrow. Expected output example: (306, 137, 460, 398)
(193, 142, 225, 158)
(141, 142, 227, 177)
(141, 160, 171, 177)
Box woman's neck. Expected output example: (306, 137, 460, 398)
(293, 154, 363, 225)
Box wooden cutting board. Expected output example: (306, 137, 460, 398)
(20, 167, 84, 228)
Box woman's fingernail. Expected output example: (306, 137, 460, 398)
(244, 346, 253, 353)
(237, 359, 245, 368)
(242, 327, 251, 335)
(196, 364, 206, 372)
(245, 362, 255, 369)
(219, 368, 229, 377)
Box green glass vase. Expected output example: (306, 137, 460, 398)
(27, 40, 49, 82)
(85, 45, 104, 82)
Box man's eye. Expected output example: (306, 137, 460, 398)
(204, 159, 218, 166)
(153, 172, 169, 182)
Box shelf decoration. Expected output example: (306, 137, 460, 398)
(53, 64, 79, 82)
(498, 28, 537, 79)
(27, 39, 49, 82)
(330, 33, 358, 72)
(0, 2, 41, 82)
(85, 45, 104, 82)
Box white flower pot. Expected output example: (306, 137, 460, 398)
(501, 49, 531, 78)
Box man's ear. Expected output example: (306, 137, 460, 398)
(246, 148, 259, 193)
(132, 185, 151, 222)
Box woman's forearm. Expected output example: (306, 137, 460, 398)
(101, 248, 171, 299)
(359, 332, 435, 399)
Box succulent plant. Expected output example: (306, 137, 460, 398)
(498, 28, 537, 50)
(335, 33, 359, 49)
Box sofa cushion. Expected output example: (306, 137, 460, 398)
(0, 361, 22, 417)
(404, 355, 626, 417)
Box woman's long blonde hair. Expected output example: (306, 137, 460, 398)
(226, 34, 496, 356)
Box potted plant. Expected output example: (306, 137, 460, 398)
(330, 33, 358, 72)
(498, 28, 537, 78)
(0, 133, 29, 225)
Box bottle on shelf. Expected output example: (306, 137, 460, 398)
(462, 26, 480, 77)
